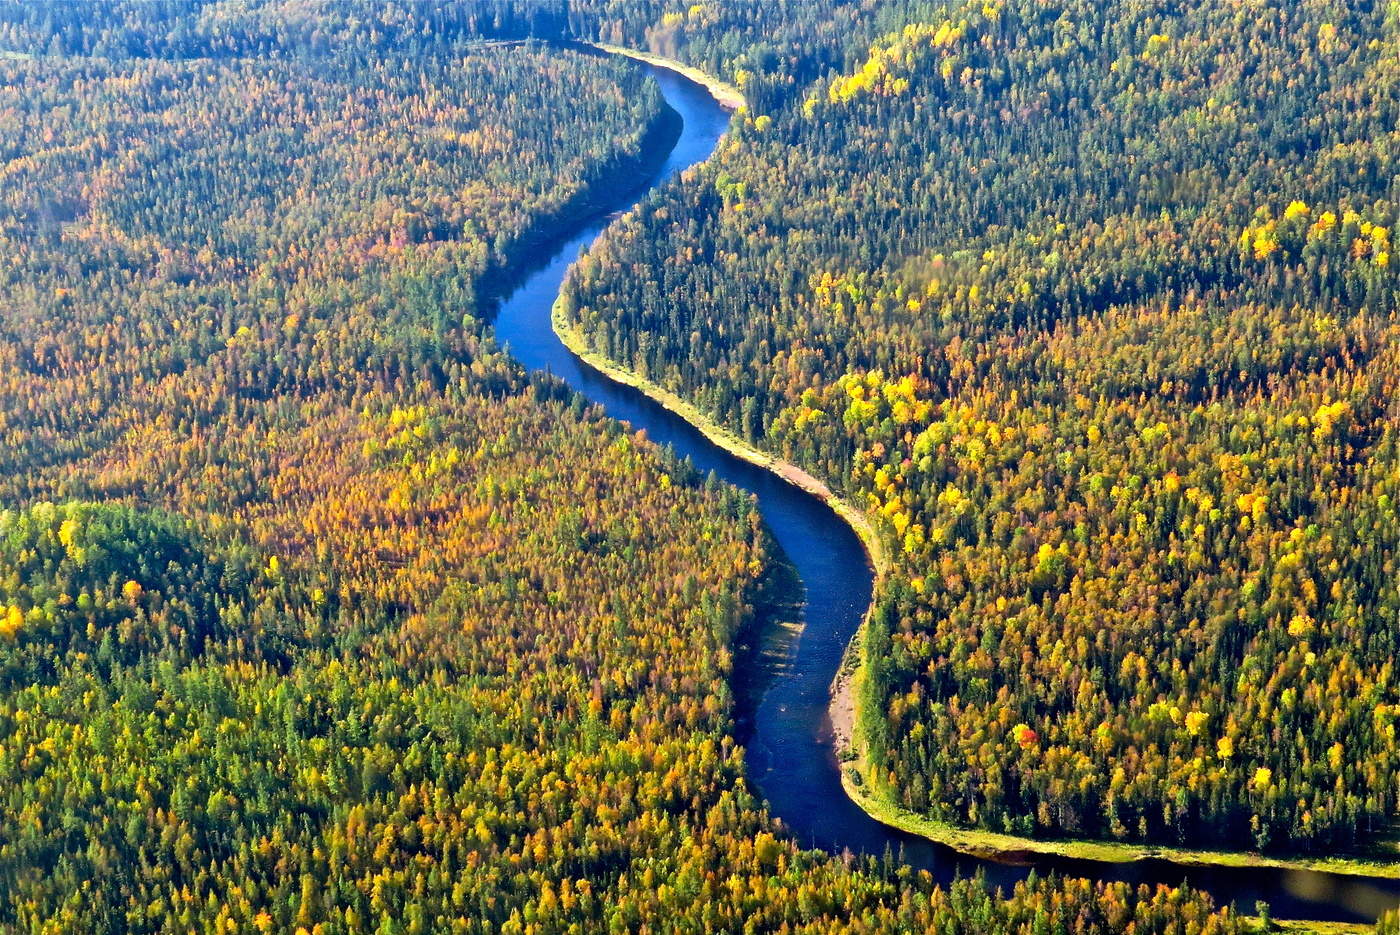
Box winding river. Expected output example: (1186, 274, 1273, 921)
(491, 48, 1400, 924)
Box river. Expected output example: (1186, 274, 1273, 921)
(490, 47, 1400, 924)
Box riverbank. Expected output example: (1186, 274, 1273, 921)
(831, 543, 1400, 880)
(1265, 922, 1372, 935)
(479, 52, 682, 305)
(841, 755, 1400, 878)
(832, 571, 1400, 881)
(580, 41, 746, 110)
(552, 299, 883, 567)
(557, 268, 1400, 888)
(553, 44, 1400, 923)
(835, 604, 1400, 881)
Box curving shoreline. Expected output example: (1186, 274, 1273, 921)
(579, 42, 747, 110)
(552, 300, 886, 571)
(560, 45, 1400, 888)
(489, 42, 1400, 922)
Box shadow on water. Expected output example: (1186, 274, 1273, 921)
(489, 45, 1400, 924)
(731, 539, 805, 746)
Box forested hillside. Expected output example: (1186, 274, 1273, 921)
(562, 0, 1400, 855)
(0, 3, 1255, 932)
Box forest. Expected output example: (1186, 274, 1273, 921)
(560, 0, 1400, 856)
(0, 1, 1263, 932)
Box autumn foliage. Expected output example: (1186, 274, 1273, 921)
(563, 0, 1400, 853)
(0, 1, 1256, 931)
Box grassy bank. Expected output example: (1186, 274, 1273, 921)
(841, 753, 1400, 878)
(1265, 918, 1372, 935)
(1259, 923, 1373, 935)
(581, 41, 746, 110)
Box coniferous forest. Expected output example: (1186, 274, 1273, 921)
(0, 0, 1396, 932)
(563, 0, 1400, 856)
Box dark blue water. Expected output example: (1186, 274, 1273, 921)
(492, 56, 1400, 923)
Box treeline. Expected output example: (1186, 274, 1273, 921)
(561, 0, 1400, 853)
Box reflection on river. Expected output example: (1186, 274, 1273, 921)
(491, 44, 1400, 924)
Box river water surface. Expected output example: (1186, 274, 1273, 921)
(491, 49, 1400, 924)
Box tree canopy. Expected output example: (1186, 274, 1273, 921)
(562, 0, 1400, 854)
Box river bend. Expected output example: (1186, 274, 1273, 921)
(491, 48, 1400, 924)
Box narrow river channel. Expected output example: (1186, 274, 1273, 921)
(490, 46, 1400, 924)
